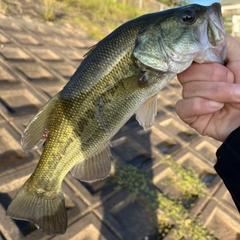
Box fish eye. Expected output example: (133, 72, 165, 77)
(181, 10, 196, 24)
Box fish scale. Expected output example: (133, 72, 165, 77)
(7, 3, 227, 235)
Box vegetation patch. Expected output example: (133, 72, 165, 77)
(0, 0, 8, 14)
(44, 0, 56, 21)
(41, 0, 146, 39)
(161, 156, 209, 204)
(111, 157, 215, 239)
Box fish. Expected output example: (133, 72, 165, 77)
(6, 3, 226, 235)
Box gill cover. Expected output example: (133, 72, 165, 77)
(133, 23, 169, 72)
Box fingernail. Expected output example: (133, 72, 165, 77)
(233, 85, 240, 99)
(208, 101, 224, 110)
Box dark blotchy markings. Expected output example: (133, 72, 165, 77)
(76, 108, 96, 134)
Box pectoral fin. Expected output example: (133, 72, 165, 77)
(136, 94, 158, 130)
(21, 93, 59, 152)
(70, 144, 111, 182)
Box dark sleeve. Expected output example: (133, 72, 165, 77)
(214, 126, 240, 213)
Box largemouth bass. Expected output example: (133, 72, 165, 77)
(7, 3, 226, 234)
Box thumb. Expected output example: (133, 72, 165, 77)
(175, 97, 224, 124)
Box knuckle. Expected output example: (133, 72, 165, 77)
(177, 74, 184, 85)
(175, 100, 188, 120)
(192, 98, 202, 112)
(210, 63, 228, 82)
(177, 70, 189, 84)
(188, 97, 206, 113)
(174, 101, 182, 116)
(227, 71, 235, 83)
(182, 82, 192, 98)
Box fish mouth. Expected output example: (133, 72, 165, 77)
(194, 3, 227, 64)
(207, 3, 226, 47)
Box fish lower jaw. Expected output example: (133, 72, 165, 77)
(193, 46, 226, 64)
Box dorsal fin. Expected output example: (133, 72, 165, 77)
(70, 144, 112, 182)
(79, 43, 98, 67)
(136, 94, 158, 130)
(21, 93, 60, 152)
(83, 43, 98, 58)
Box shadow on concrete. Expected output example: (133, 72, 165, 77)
(97, 116, 161, 240)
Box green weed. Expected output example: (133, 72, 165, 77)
(111, 158, 215, 240)
(161, 156, 208, 199)
(43, 0, 55, 21)
(58, 0, 146, 39)
(0, 0, 8, 14)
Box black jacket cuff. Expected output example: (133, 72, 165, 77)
(215, 126, 240, 213)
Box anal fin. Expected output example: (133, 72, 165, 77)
(136, 94, 158, 130)
(70, 144, 112, 182)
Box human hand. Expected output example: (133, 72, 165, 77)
(175, 35, 240, 142)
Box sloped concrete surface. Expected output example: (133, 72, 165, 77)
(0, 14, 240, 240)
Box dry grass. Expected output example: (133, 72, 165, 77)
(0, 0, 8, 14)
(44, 0, 55, 21)
(56, 0, 146, 39)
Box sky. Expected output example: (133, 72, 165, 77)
(190, 0, 220, 6)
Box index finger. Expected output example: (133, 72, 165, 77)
(177, 62, 232, 85)
(177, 34, 238, 85)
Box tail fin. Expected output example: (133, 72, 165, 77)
(6, 179, 67, 235)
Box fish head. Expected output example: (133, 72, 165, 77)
(193, 3, 227, 64)
(133, 3, 227, 73)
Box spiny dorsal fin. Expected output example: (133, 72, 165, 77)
(83, 43, 98, 58)
(70, 144, 111, 182)
(79, 43, 98, 67)
(136, 94, 158, 130)
(21, 93, 59, 153)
